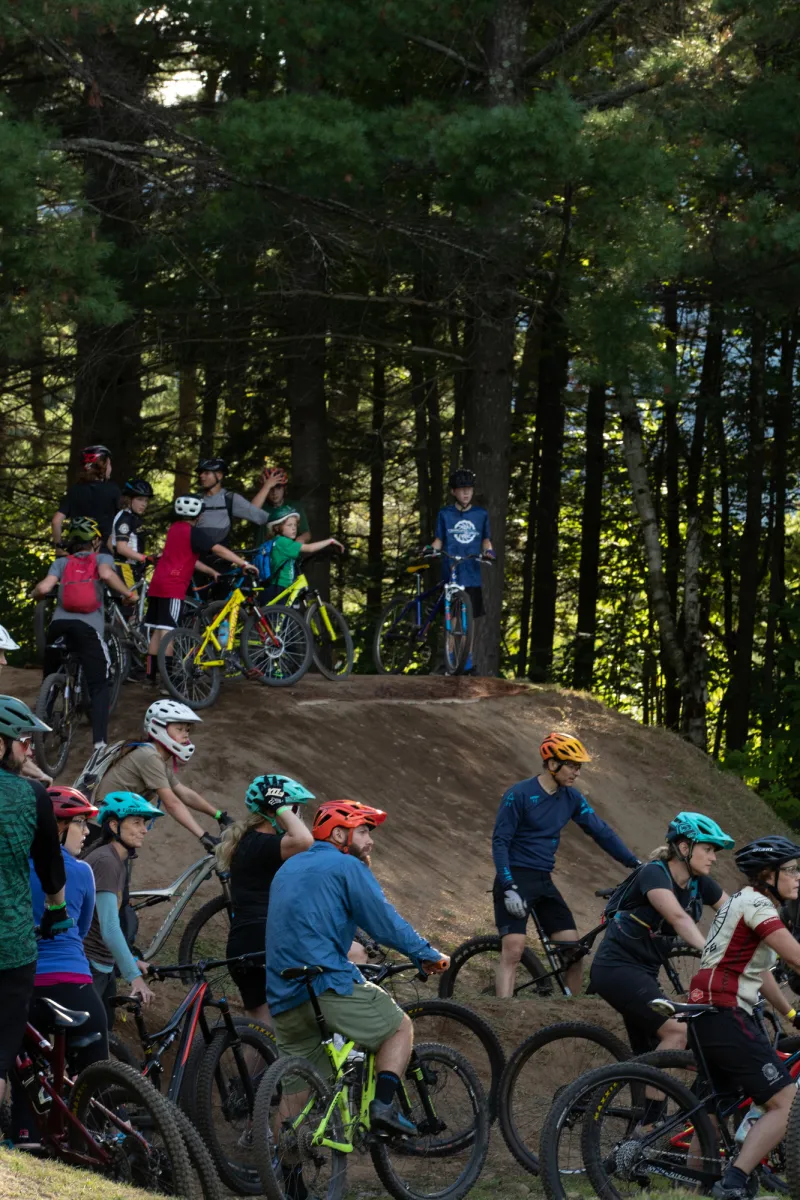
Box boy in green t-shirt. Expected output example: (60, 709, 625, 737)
(266, 506, 343, 598)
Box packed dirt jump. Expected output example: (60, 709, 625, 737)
(3, 667, 786, 1189)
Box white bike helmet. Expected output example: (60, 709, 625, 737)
(0, 625, 19, 652)
(144, 699, 202, 763)
(174, 495, 204, 518)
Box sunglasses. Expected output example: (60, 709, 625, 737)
(16, 735, 32, 748)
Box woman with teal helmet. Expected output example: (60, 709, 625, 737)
(218, 775, 314, 1025)
(590, 810, 733, 1110)
(83, 791, 163, 1024)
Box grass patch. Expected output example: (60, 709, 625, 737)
(0, 1149, 157, 1200)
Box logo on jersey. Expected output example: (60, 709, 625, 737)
(452, 518, 478, 546)
(762, 1062, 780, 1082)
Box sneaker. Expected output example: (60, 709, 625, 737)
(368, 1099, 416, 1138)
(712, 1182, 751, 1200)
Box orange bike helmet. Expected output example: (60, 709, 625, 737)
(313, 800, 387, 848)
(539, 732, 592, 764)
(47, 785, 99, 822)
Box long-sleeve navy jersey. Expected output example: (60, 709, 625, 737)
(492, 776, 638, 884)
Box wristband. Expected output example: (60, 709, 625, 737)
(215, 810, 222, 821)
(276, 805, 291, 816)
(788, 1008, 797, 1021)
(45, 901, 67, 912)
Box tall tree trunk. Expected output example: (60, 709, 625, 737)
(29, 336, 47, 463)
(200, 361, 222, 458)
(572, 382, 606, 690)
(762, 324, 795, 725)
(174, 363, 198, 498)
(528, 309, 568, 682)
(72, 321, 143, 484)
(726, 314, 767, 751)
(662, 287, 681, 728)
(287, 260, 330, 552)
(366, 347, 387, 616)
(515, 423, 541, 678)
(411, 361, 432, 543)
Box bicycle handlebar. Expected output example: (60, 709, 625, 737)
(360, 959, 430, 985)
(422, 551, 493, 565)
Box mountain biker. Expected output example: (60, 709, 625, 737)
(218, 774, 314, 1025)
(97, 700, 231, 850)
(492, 732, 640, 998)
(110, 478, 155, 589)
(266, 799, 450, 1138)
(144, 494, 258, 682)
(0, 623, 19, 669)
(260, 464, 311, 544)
(195, 457, 281, 555)
(83, 792, 162, 1025)
(52, 445, 121, 549)
(33, 516, 137, 751)
(262, 505, 344, 601)
(688, 836, 800, 1200)
(0, 627, 52, 784)
(589, 812, 733, 1059)
(0, 696, 68, 1109)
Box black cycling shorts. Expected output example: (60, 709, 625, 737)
(589, 962, 667, 1054)
(227, 922, 266, 1011)
(493, 868, 575, 939)
(694, 1008, 794, 1105)
(0, 960, 37, 1079)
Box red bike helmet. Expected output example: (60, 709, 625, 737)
(313, 800, 386, 851)
(81, 444, 111, 467)
(48, 785, 99, 822)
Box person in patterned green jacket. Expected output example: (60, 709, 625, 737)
(0, 696, 68, 1106)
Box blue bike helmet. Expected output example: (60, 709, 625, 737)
(99, 792, 163, 824)
(666, 812, 734, 850)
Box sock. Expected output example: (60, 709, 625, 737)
(722, 1166, 749, 1191)
(464, 653, 473, 671)
(641, 1098, 667, 1126)
(375, 1071, 401, 1106)
(147, 655, 158, 681)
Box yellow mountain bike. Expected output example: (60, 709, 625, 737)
(158, 574, 313, 708)
(266, 566, 354, 679)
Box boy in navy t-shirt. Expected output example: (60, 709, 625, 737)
(430, 468, 494, 668)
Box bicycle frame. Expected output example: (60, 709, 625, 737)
(129, 853, 227, 961)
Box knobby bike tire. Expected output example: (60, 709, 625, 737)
(499, 1020, 631, 1175)
(194, 1021, 279, 1194)
(401, 997, 505, 1124)
(370, 1042, 489, 1200)
(171, 1100, 225, 1200)
(177, 894, 232, 987)
(306, 599, 354, 679)
(443, 589, 474, 675)
(437, 933, 550, 1000)
(660, 943, 702, 996)
(373, 594, 436, 675)
(539, 1060, 717, 1200)
(784, 1073, 800, 1198)
(158, 626, 222, 709)
(33, 671, 72, 777)
(252, 1053, 347, 1200)
(239, 606, 313, 687)
(105, 627, 125, 710)
(69, 1058, 193, 1195)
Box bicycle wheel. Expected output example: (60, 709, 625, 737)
(499, 1021, 630, 1176)
(33, 671, 72, 777)
(402, 998, 505, 1125)
(306, 600, 354, 679)
(177, 894, 233, 991)
(69, 1058, 193, 1194)
(783, 1068, 800, 1198)
(158, 626, 221, 709)
(370, 1042, 489, 1200)
(659, 944, 702, 997)
(437, 934, 551, 1001)
(195, 1021, 279, 1194)
(443, 590, 473, 675)
(579, 1060, 719, 1200)
(171, 1100, 225, 1200)
(252, 1053, 347, 1200)
(240, 606, 313, 686)
(373, 594, 437, 675)
(105, 627, 125, 710)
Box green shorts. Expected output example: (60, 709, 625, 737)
(273, 981, 405, 1082)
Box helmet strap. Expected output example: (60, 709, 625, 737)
(109, 817, 137, 857)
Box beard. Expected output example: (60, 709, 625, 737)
(350, 846, 372, 868)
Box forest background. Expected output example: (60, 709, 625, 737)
(2, 0, 800, 821)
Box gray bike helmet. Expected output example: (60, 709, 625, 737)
(0, 695, 50, 741)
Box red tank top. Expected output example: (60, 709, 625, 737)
(149, 522, 197, 599)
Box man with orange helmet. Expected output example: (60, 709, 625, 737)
(266, 799, 449, 1139)
(492, 731, 639, 998)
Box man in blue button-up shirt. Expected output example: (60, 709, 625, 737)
(266, 799, 449, 1139)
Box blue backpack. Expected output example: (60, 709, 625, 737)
(251, 540, 274, 583)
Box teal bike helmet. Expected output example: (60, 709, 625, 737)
(666, 812, 734, 850)
(99, 792, 164, 824)
(246, 774, 315, 829)
(0, 695, 50, 742)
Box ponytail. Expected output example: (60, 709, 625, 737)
(216, 811, 267, 871)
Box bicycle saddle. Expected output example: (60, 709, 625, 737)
(649, 997, 717, 1020)
(38, 998, 90, 1029)
(281, 965, 325, 981)
(405, 565, 429, 573)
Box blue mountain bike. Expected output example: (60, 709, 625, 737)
(373, 552, 490, 675)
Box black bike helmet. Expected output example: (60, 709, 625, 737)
(735, 836, 800, 877)
(197, 458, 227, 475)
(81, 444, 111, 466)
(122, 477, 154, 498)
(449, 468, 476, 489)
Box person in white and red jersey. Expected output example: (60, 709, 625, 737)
(689, 835, 800, 1200)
